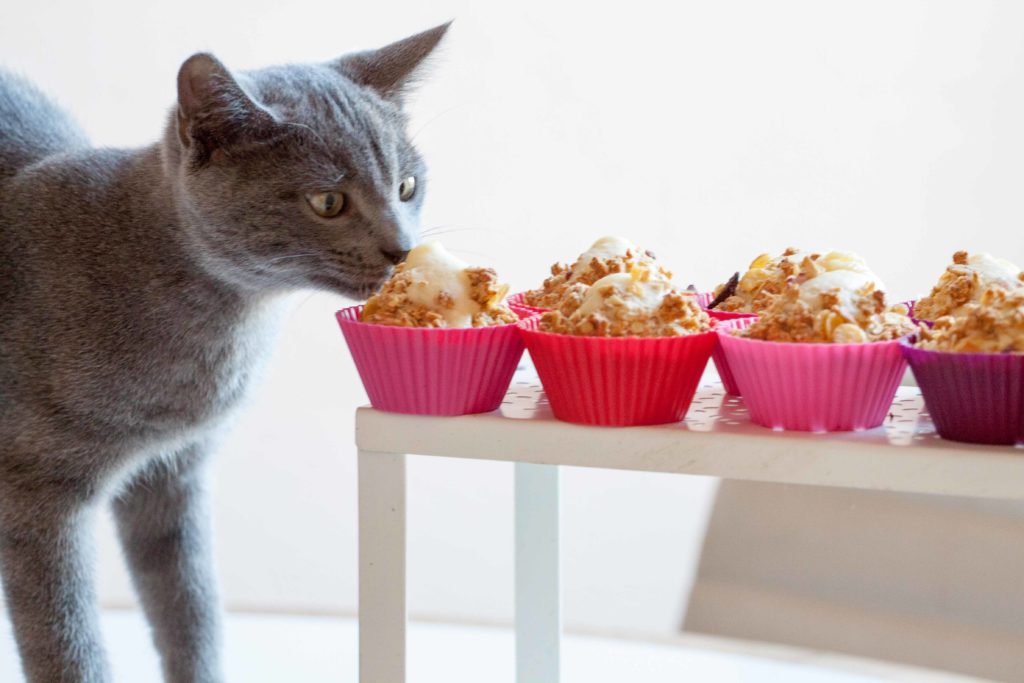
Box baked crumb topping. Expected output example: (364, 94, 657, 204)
(917, 286, 1024, 353)
(524, 240, 670, 310)
(538, 267, 709, 338)
(712, 248, 886, 315)
(914, 251, 1024, 321)
(362, 262, 518, 328)
(740, 281, 916, 343)
(714, 248, 814, 313)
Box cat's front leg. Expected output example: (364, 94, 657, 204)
(112, 442, 224, 683)
(0, 482, 110, 682)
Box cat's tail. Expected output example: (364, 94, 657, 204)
(0, 69, 89, 182)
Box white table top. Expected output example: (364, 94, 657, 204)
(0, 610, 984, 682)
(357, 359, 1024, 500)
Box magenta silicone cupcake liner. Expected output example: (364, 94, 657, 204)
(518, 317, 718, 426)
(900, 339, 1024, 445)
(899, 299, 932, 326)
(718, 332, 908, 432)
(706, 310, 758, 396)
(336, 305, 528, 416)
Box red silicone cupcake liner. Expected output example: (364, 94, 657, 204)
(718, 332, 908, 432)
(518, 318, 718, 426)
(706, 310, 759, 396)
(901, 339, 1024, 445)
(336, 306, 527, 416)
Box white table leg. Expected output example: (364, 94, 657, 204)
(515, 463, 562, 683)
(359, 450, 407, 683)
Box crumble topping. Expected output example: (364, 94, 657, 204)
(538, 266, 709, 337)
(712, 248, 885, 314)
(524, 236, 671, 309)
(739, 279, 916, 343)
(916, 286, 1024, 353)
(361, 242, 518, 328)
(913, 251, 1023, 321)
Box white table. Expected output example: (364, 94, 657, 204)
(355, 359, 1024, 683)
(0, 610, 983, 682)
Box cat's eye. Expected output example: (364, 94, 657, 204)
(306, 191, 346, 218)
(399, 176, 416, 202)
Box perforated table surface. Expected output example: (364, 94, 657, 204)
(358, 362, 1024, 500)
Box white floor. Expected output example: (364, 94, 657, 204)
(0, 610, 983, 682)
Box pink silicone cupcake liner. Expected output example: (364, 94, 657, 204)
(336, 305, 527, 416)
(508, 303, 544, 319)
(507, 291, 549, 315)
(697, 290, 751, 316)
(706, 310, 758, 396)
(718, 332, 908, 432)
(507, 291, 530, 307)
(698, 291, 758, 318)
(518, 317, 718, 426)
(901, 339, 1024, 445)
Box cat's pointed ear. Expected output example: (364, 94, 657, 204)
(176, 53, 273, 163)
(333, 22, 451, 104)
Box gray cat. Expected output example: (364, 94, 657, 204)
(0, 22, 448, 682)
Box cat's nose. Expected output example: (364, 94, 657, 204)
(380, 247, 409, 265)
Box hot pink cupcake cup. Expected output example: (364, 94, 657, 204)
(518, 317, 718, 426)
(506, 291, 548, 316)
(336, 305, 529, 416)
(718, 332, 908, 432)
(706, 309, 758, 396)
(901, 339, 1024, 446)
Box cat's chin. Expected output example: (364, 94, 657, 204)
(307, 272, 388, 300)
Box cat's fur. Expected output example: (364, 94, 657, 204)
(0, 23, 448, 682)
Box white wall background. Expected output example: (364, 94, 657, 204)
(3, 0, 1024, 636)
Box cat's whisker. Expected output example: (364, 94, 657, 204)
(421, 225, 509, 239)
(409, 103, 467, 144)
(290, 292, 319, 317)
(447, 247, 499, 261)
(265, 252, 319, 265)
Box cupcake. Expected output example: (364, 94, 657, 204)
(337, 241, 527, 415)
(517, 236, 671, 311)
(361, 241, 517, 327)
(902, 286, 1024, 445)
(519, 266, 717, 426)
(718, 269, 916, 432)
(706, 247, 887, 313)
(912, 251, 1023, 322)
(703, 249, 893, 396)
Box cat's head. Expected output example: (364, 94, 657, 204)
(166, 23, 449, 298)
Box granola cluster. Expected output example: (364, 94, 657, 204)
(361, 244, 517, 328)
(740, 281, 916, 343)
(711, 249, 885, 314)
(916, 286, 1024, 353)
(712, 248, 805, 312)
(913, 251, 1023, 321)
(524, 236, 671, 309)
(539, 267, 710, 338)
